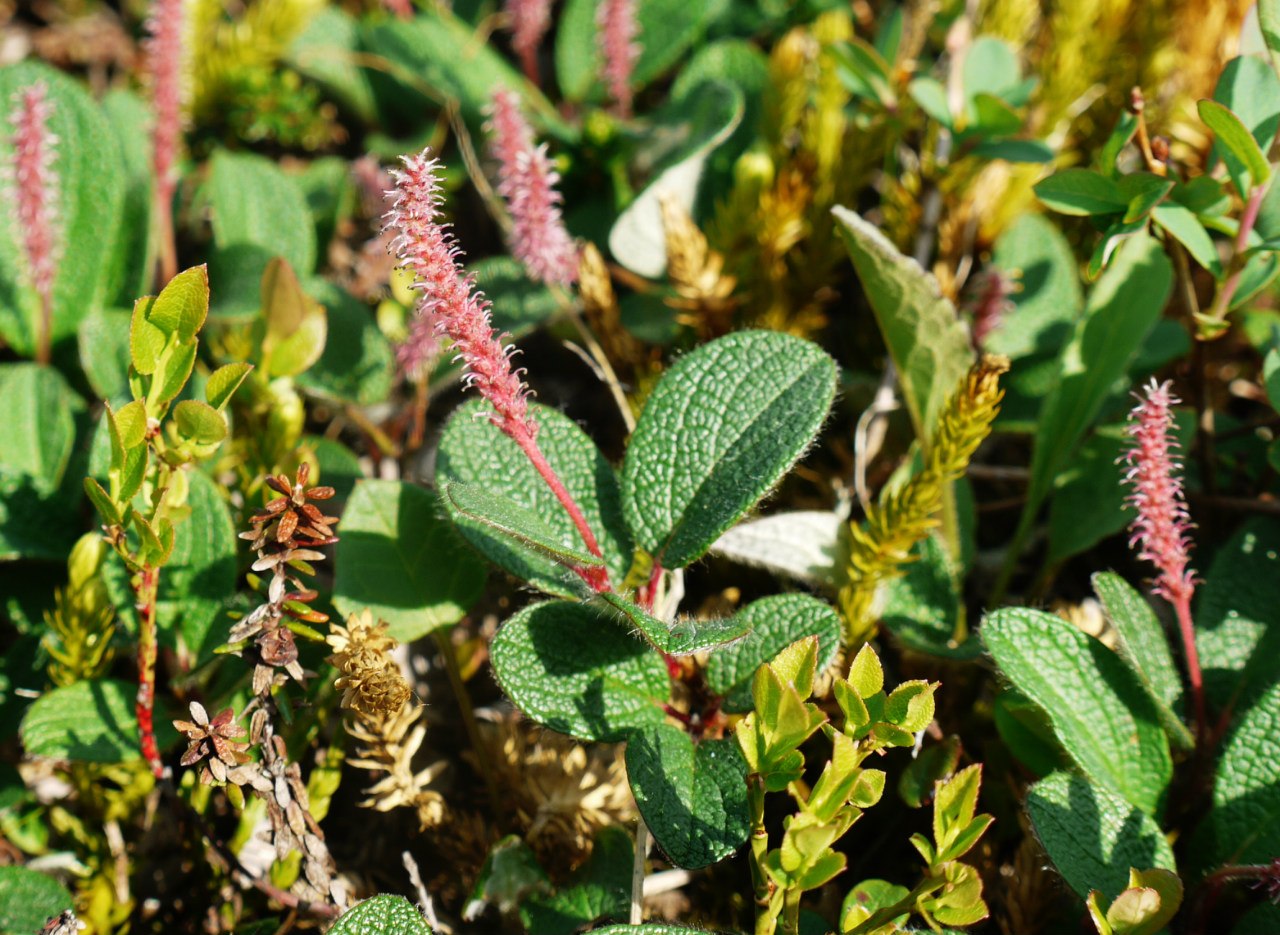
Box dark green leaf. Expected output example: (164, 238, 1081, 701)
(332, 479, 486, 642)
(20, 678, 175, 763)
(77, 307, 133, 403)
(1117, 173, 1174, 223)
(881, 535, 979, 660)
(438, 400, 632, 596)
(1210, 56, 1280, 196)
(625, 723, 750, 869)
(0, 867, 73, 935)
(986, 213, 1082, 359)
(1198, 99, 1271, 189)
(622, 331, 836, 568)
(1027, 772, 1176, 902)
(1196, 517, 1280, 710)
(705, 595, 841, 712)
(1033, 169, 1127, 216)
(0, 363, 82, 491)
(296, 281, 394, 406)
(983, 608, 1172, 815)
(519, 826, 632, 935)
(833, 207, 974, 441)
(1152, 203, 1222, 276)
(288, 8, 378, 123)
(329, 895, 432, 935)
(0, 61, 124, 357)
(489, 601, 668, 742)
(100, 88, 155, 307)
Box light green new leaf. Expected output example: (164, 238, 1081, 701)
(329, 895, 431, 935)
(833, 207, 974, 442)
(332, 480, 486, 642)
(1195, 517, 1280, 710)
(1198, 99, 1271, 189)
(1092, 572, 1193, 751)
(173, 400, 227, 446)
(489, 601, 668, 742)
(983, 608, 1172, 815)
(0, 61, 124, 357)
(0, 867, 74, 935)
(622, 330, 836, 568)
(206, 363, 253, 411)
(705, 594, 842, 712)
(1200, 678, 1280, 867)
(625, 723, 750, 869)
(437, 400, 632, 596)
(596, 591, 751, 656)
(1023, 233, 1172, 515)
(147, 265, 209, 340)
(1027, 772, 1175, 902)
(20, 679, 174, 763)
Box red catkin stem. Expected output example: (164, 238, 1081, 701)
(135, 565, 163, 777)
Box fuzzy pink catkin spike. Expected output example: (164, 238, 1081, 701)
(7, 81, 60, 364)
(505, 0, 553, 82)
(145, 0, 186, 283)
(385, 150, 610, 586)
(1123, 378, 1207, 738)
(486, 90, 578, 288)
(1123, 379, 1195, 604)
(385, 151, 535, 438)
(596, 0, 640, 118)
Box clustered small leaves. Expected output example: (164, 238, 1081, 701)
(840, 354, 1009, 644)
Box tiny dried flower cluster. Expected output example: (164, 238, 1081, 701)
(486, 90, 578, 288)
(174, 702, 250, 785)
(231, 463, 338, 692)
(1123, 379, 1196, 604)
(330, 611, 444, 829)
(386, 149, 536, 442)
(6, 82, 60, 327)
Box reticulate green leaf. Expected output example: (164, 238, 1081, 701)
(1199, 677, 1280, 867)
(625, 723, 750, 869)
(489, 601, 669, 742)
(519, 826, 632, 935)
(438, 400, 632, 596)
(0, 61, 125, 357)
(595, 592, 751, 656)
(1092, 572, 1193, 751)
(20, 678, 174, 763)
(78, 307, 133, 403)
(621, 330, 836, 569)
(332, 479, 486, 642)
(983, 608, 1172, 815)
(328, 895, 432, 935)
(832, 206, 974, 442)
(442, 481, 605, 569)
(705, 594, 842, 712)
(0, 363, 81, 492)
(0, 867, 74, 935)
(1026, 772, 1176, 902)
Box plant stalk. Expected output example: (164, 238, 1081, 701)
(134, 564, 163, 778)
(1205, 181, 1267, 327)
(433, 628, 501, 812)
(1172, 592, 1208, 741)
(748, 774, 777, 935)
(630, 817, 648, 924)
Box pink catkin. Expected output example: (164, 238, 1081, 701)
(145, 0, 186, 207)
(487, 90, 578, 288)
(385, 150, 610, 585)
(1123, 379, 1196, 604)
(385, 151, 535, 440)
(505, 0, 553, 81)
(7, 82, 60, 332)
(596, 0, 640, 118)
(382, 0, 414, 18)
(966, 268, 1016, 351)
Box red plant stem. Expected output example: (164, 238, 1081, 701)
(508, 424, 611, 591)
(1172, 592, 1208, 740)
(1209, 182, 1267, 322)
(135, 565, 163, 778)
(155, 190, 178, 285)
(519, 47, 538, 83)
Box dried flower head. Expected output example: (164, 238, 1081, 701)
(173, 701, 250, 785)
(596, 0, 640, 117)
(386, 150, 536, 440)
(6, 81, 60, 346)
(660, 195, 736, 338)
(487, 90, 578, 287)
(328, 610, 411, 717)
(347, 702, 446, 829)
(1123, 379, 1195, 604)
